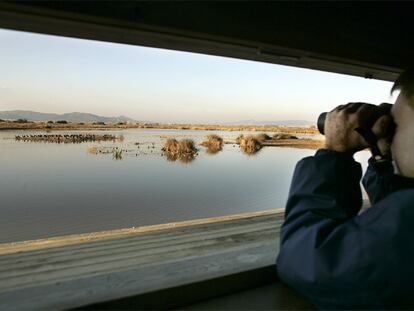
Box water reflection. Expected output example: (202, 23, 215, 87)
(240, 144, 262, 155)
(204, 145, 223, 155)
(200, 134, 224, 155)
(178, 153, 197, 164)
(161, 138, 198, 163)
(162, 151, 197, 163)
(163, 151, 179, 162)
(0, 128, 334, 243)
(237, 134, 263, 155)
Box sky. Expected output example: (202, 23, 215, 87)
(0, 28, 396, 124)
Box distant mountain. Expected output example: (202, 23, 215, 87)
(0, 110, 135, 123)
(224, 119, 315, 126)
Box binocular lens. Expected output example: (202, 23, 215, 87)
(317, 112, 327, 135)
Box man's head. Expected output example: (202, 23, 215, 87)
(391, 68, 414, 178)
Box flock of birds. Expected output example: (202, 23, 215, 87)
(14, 134, 118, 143)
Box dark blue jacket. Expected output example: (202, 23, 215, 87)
(276, 149, 414, 310)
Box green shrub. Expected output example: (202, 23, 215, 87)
(112, 147, 123, 160)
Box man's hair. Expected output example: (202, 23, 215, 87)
(391, 68, 414, 100)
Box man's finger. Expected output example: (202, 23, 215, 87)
(344, 102, 369, 114)
(379, 102, 393, 110)
(336, 102, 356, 112)
(330, 104, 345, 112)
(355, 104, 379, 127)
(336, 104, 348, 111)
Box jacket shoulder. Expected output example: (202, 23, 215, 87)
(384, 189, 414, 209)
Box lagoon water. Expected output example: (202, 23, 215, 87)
(0, 129, 370, 243)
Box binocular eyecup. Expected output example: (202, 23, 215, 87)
(317, 112, 328, 135)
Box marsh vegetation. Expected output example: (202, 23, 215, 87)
(162, 138, 198, 163)
(201, 134, 224, 154)
(112, 147, 123, 160)
(237, 135, 263, 155)
(254, 133, 272, 142)
(272, 133, 298, 140)
(0, 119, 318, 135)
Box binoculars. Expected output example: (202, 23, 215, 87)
(317, 103, 394, 136)
(316, 103, 395, 158)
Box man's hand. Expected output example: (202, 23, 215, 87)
(324, 102, 381, 154)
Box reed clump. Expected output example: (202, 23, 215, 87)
(201, 134, 223, 154)
(14, 119, 29, 123)
(87, 145, 98, 154)
(201, 134, 223, 148)
(162, 138, 198, 163)
(254, 133, 271, 142)
(179, 139, 198, 155)
(235, 134, 244, 144)
(238, 135, 262, 154)
(272, 133, 298, 140)
(162, 138, 180, 154)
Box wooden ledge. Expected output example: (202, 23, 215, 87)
(0, 210, 283, 310)
(0, 209, 281, 255)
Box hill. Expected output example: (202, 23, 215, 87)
(0, 110, 135, 123)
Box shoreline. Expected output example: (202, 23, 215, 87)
(2, 121, 324, 150)
(0, 121, 319, 134)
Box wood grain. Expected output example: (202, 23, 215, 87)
(0, 210, 283, 310)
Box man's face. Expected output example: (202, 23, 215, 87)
(391, 92, 414, 178)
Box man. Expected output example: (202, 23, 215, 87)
(276, 69, 414, 309)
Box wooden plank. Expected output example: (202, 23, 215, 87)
(0, 209, 281, 255)
(0, 210, 282, 310)
(1, 228, 279, 289)
(0, 203, 371, 310)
